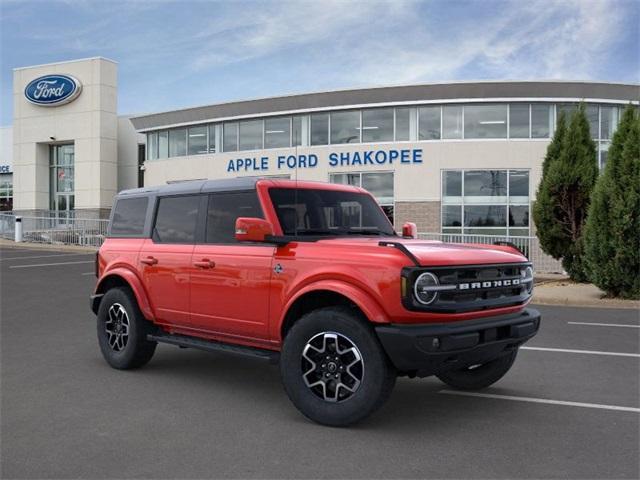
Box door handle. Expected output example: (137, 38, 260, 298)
(193, 259, 215, 269)
(140, 256, 158, 266)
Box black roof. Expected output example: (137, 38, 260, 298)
(130, 81, 640, 131)
(117, 177, 261, 198)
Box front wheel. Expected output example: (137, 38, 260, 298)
(280, 306, 396, 427)
(436, 349, 518, 390)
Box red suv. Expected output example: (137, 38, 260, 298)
(91, 178, 540, 426)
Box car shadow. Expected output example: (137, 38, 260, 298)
(123, 344, 514, 432)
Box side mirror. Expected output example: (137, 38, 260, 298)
(402, 222, 418, 239)
(235, 217, 274, 243)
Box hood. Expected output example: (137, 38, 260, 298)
(315, 236, 528, 266)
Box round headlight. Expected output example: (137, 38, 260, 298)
(521, 266, 534, 294)
(414, 272, 440, 305)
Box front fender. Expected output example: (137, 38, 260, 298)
(95, 267, 155, 321)
(282, 279, 389, 326)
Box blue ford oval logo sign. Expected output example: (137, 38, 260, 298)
(24, 74, 82, 106)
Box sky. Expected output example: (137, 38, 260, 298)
(0, 0, 638, 126)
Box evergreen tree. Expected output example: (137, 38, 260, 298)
(584, 106, 640, 298)
(533, 104, 598, 281)
(532, 112, 567, 259)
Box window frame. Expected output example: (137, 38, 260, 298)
(440, 169, 531, 237)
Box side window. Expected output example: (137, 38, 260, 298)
(153, 195, 200, 244)
(110, 197, 148, 236)
(206, 191, 263, 244)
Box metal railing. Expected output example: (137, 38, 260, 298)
(417, 232, 564, 274)
(0, 213, 109, 247)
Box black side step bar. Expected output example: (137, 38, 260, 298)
(147, 332, 280, 364)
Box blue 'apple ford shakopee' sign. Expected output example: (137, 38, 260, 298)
(24, 74, 82, 106)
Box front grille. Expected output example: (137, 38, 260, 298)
(403, 263, 533, 313)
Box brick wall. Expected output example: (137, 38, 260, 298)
(395, 201, 441, 232)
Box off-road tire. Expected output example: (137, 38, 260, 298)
(280, 306, 396, 427)
(436, 349, 518, 390)
(97, 287, 157, 370)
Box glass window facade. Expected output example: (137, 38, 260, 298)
(49, 144, 75, 216)
(223, 122, 238, 152)
(395, 107, 411, 141)
(310, 113, 329, 145)
(362, 108, 393, 143)
(419, 106, 441, 140)
(531, 104, 552, 138)
(0, 173, 13, 211)
(187, 126, 208, 156)
(464, 104, 507, 139)
(169, 128, 187, 157)
(141, 102, 624, 165)
(158, 131, 168, 159)
(600, 106, 619, 140)
(509, 104, 529, 138)
(208, 124, 216, 153)
(442, 169, 529, 236)
(147, 132, 158, 160)
(292, 116, 303, 146)
(239, 120, 263, 151)
(442, 105, 463, 139)
(265, 117, 290, 149)
(330, 110, 360, 144)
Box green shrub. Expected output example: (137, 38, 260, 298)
(584, 106, 640, 299)
(533, 105, 598, 281)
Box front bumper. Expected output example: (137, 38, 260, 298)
(375, 308, 540, 377)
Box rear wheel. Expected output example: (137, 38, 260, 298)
(436, 349, 518, 390)
(280, 306, 396, 427)
(97, 287, 157, 370)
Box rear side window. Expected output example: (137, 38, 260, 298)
(153, 195, 200, 244)
(110, 197, 148, 236)
(206, 191, 262, 243)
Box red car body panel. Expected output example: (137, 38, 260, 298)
(95, 178, 531, 351)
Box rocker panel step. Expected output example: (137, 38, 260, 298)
(147, 332, 280, 363)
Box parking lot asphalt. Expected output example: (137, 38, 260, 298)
(1, 245, 639, 479)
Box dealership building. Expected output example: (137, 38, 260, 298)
(5, 57, 638, 237)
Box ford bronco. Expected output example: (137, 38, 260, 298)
(91, 178, 540, 426)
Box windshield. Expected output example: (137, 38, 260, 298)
(269, 188, 396, 236)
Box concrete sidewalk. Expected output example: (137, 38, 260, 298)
(533, 279, 640, 310)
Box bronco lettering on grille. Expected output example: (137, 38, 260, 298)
(458, 278, 521, 290)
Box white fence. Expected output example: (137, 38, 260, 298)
(418, 232, 564, 274)
(0, 214, 564, 273)
(0, 213, 109, 247)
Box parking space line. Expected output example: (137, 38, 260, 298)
(1, 253, 93, 261)
(81, 272, 95, 276)
(568, 321, 640, 329)
(521, 346, 640, 358)
(439, 390, 640, 413)
(9, 260, 94, 269)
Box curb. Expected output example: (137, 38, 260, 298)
(0, 239, 97, 253)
